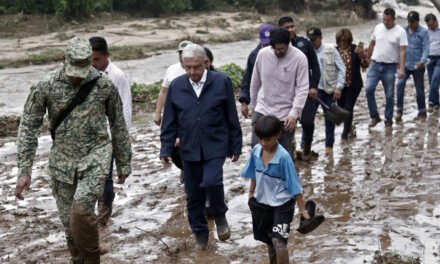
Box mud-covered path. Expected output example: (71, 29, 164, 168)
(1, 80, 440, 263)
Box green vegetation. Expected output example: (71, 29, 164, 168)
(218, 63, 244, 89)
(372, 251, 421, 264)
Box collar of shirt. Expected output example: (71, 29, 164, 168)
(104, 60, 114, 75)
(189, 69, 207, 97)
(254, 143, 283, 167)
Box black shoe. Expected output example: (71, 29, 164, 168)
(215, 216, 231, 241)
(369, 116, 381, 127)
(395, 111, 402, 122)
(416, 112, 427, 120)
(195, 233, 208, 250)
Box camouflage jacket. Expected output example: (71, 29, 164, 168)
(17, 65, 132, 184)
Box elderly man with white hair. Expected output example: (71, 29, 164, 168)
(159, 44, 243, 249)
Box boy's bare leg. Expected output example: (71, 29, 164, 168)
(272, 237, 289, 264)
(267, 244, 277, 264)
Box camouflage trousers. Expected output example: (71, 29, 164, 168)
(51, 171, 107, 244)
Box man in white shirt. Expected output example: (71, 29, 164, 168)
(365, 8, 407, 128)
(89, 36, 132, 227)
(154, 40, 193, 126)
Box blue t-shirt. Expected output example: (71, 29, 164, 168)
(241, 143, 303, 206)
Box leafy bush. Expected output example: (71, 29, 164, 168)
(217, 63, 244, 89)
(131, 81, 162, 101)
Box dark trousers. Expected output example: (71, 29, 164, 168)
(301, 91, 336, 148)
(101, 156, 114, 207)
(338, 85, 362, 139)
(396, 68, 426, 114)
(182, 157, 228, 235)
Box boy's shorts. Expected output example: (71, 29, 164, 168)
(248, 197, 295, 245)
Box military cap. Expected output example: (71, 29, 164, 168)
(64, 37, 92, 78)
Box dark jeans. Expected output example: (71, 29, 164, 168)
(396, 67, 426, 114)
(301, 91, 336, 148)
(338, 85, 362, 139)
(427, 57, 440, 107)
(251, 111, 295, 155)
(182, 157, 228, 235)
(101, 156, 115, 207)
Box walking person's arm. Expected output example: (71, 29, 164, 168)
(160, 83, 178, 167)
(286, 55, 309, 132)
(249, 179, 256, 199)
(225, 76, 242, 162)
(114, 73, 132, 130)
(239, 50, 257, 118)
(154, 86, 168, 126)
(333, 47, 346, 101)
(398, 46, 407, 79)
(416, 31, 430, 70)
(307, 41, 321, 94)
(15, 82, 47, 199)
(367, 40, 375, 60)
(250, 53, 263, 110)
(107, 84, 132, 184)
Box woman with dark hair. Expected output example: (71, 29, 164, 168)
(204, 47, 215, 70)
(335, 28, 369, 140)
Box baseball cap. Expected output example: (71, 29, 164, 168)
(407, 11, 420, 22)
(177, 40, 193, 52)
(64, 37, 92, 78)
(307, 27, 322, 41)
(259, 24, 274, 45)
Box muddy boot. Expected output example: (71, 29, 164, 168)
(214, 215, 231, 241)
(272, 238, 289, 264)
(97, 200, 113, 228)
(267, 244, 277, 264)
(301, 143, 312, 161)
(67, 241, 84, 264)
(71, 203, 101, 264)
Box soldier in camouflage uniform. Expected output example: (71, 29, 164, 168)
(14, 37, 132, 264)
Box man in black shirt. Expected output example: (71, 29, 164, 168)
(239, 23, 274, 118)
(279, 16, 321, 160)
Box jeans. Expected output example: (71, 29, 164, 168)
(338, 85, 362, 139)
(301, 90, 336, 148)
(427, 57, 440, 107)
(182, 157, 227, 235)
(101, 156, 115, 207)
(251, 111, 295, 155)
(365, 61, 397, 122)
(396, 67, 426, 114)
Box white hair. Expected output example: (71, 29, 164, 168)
(181, 44, 206, 61)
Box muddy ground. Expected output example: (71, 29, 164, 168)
(1, 76, 440, 263)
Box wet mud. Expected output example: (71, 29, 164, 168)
(1, 76, 440, 263)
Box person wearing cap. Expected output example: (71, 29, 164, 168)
(160, 44, 242, 250)
(425, 13, 440, 113)
(395, 11, 429, 121)
(250, 27, 309, 156)
(89, 36, 132, 228)
(303, 27, 346, 155)
(239, 23, 274, 118)
(154, 40, 192, 126)
(14, 37, 132, 263)
(365, 8, 407, 128)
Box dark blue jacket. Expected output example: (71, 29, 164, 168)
(160, 70, 242, 161)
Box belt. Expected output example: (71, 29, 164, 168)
(429, 55, 440, 59)
(373, 60, 397, 65)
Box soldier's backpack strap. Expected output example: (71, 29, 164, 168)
(50, 77, 100, 140)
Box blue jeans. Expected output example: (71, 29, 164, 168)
(101, 156, 115, 207)
(365, 61, 397, 122)
(427, 57, 440, 107)
(396, 67, 426, 114)
(300, 90, 336, 148)
(182, 157, 228, 235)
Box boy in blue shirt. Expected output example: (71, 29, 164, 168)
(242, 115, 310, 264)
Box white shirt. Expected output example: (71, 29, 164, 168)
(371, 23, 408, 63)
(104, 61, 132, 130)
(162, 63, 186, 88)
(189, 70, 207, 98)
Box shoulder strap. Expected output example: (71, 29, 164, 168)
(50, 77, 100, 140)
